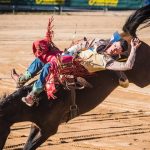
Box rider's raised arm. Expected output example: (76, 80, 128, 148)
(106, 38, 141, 71)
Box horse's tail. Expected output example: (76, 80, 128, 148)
(122, 5, 150, 37)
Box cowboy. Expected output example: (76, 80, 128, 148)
(63, 32, 141, 86)
(11, 18, 62, 107)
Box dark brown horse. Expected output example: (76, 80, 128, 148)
(0, 5, 150, 150)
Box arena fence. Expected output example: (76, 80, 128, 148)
(0, 0, 149, 12)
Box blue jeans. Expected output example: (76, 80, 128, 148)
(27, 58, 51, 93)
(27, 58, 44, 76)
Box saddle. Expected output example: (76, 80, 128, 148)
(57, 55, 93, 87)
(57, 55, 93, 120)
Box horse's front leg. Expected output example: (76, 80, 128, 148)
(115, 71, 129, 88)
(23, 96, 66, 150)
(23, 124, 59, 150)
(23, 123, 40, 150)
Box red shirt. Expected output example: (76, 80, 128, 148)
(32, 38, 62, 64)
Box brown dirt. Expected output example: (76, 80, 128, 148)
(0, 11, 150, 150)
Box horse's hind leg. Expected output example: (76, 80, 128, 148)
(0, 123, 10, 150)
(23, 125, 58, 150)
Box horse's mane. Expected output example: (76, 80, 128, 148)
(0, 86, 32, 107)
(123, 5, 150, 37)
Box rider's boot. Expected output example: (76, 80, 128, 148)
(22, 91, 38, 107)
(22, 84, 43, 107)
(11, 69, 31, 88)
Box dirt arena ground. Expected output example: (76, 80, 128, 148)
(0, 11, 150, 150)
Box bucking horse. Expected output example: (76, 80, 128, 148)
(0, 5, 150, 150)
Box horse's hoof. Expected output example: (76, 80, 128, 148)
(119, 78, 129, 88)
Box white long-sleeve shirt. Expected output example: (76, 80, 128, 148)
(106, 47, 136, 71)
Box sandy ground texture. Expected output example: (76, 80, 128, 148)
(0, 11, 150, 150)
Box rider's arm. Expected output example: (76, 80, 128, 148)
(106, 38, 141, 71)
(106, 47, 137, 71)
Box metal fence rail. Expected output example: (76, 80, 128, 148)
(0, 0, 148, 12)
